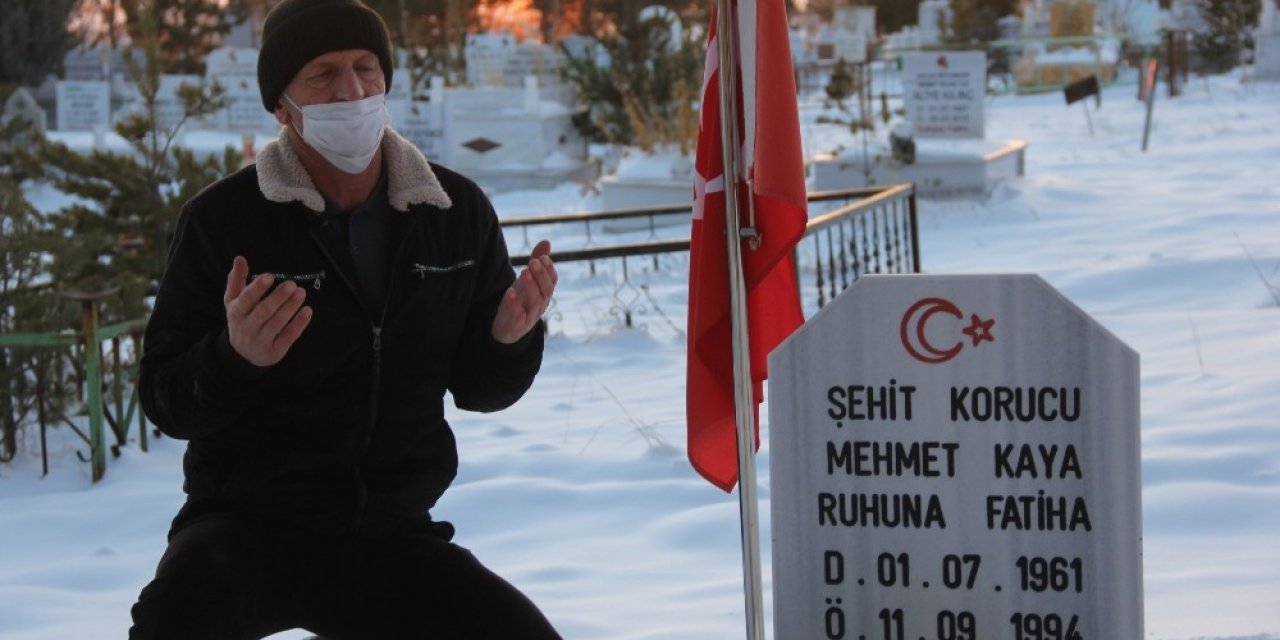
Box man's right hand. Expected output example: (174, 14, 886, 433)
(224, 256, 313, 367)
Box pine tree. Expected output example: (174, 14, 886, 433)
(947, 0, 1018, 45)
(20, 4, 239, 326)
(826, 58, 856, 109)
(0, 0, 80, 88)
(0, 118, 75, 463)
(858, 0, 921, 36)
(559, 2, 705, 153)
(1190, 0, 1260, 73)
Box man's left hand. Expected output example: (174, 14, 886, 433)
(492, 239, 557, 344)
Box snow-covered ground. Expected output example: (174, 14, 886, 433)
(2, 70, 1279, 639)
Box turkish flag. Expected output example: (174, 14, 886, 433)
(687, 0, 807, 492)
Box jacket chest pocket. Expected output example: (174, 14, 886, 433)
(393, 259, 478, 337)
(250, 270, 329, 291)
(249, 268, 349, 332)
(254, 267, 363, 387)
(407, 260, 475, 279)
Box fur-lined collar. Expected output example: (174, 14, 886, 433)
(256, 127, 452, 213)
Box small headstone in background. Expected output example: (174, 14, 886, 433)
(3, 87, 48, 136)
(902, 51, 987, 139)
(222, 76, 277, 134)
(56, 80, 111, 132)
(1255, 0, 1280, 81)
(204, 47, 258, 83)
(154, 75, 202, 131)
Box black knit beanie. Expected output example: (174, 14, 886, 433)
(257, 0, 394, 112)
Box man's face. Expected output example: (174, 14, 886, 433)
(273, 49, 386, 131)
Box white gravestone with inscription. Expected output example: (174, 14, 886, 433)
(396, 99, 445, 163)
(903, 52, 986, 139)
(769, 274, 1141, 640)
(56, 80, 111, 132)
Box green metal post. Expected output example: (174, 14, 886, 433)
(80, 299, 105, 482)
(136, 331, 148, 453)
(65, 288, 117, 482)
(113, 337, 123, 444)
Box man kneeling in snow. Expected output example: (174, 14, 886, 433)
(129, 0, 560, 637)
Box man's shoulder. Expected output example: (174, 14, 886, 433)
(423, 161, 486, 204)
(422, 160, 468, 188)
(407, 160, 499, 226)
(184, 164, 264, 214)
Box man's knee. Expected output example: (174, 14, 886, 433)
(129, 517, 260, 639)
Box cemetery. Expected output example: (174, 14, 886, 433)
(16, 0, 1259, 204)
(1, 1, 1278, 639)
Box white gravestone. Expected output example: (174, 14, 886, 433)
(387, 49, 413, 102)
(56, 80, 111, 132)
(903, 51, 986, 139)
(394, 77, 446, 164)
(63, 46, 134, 82)
(1255, 0, 1280, 81)
(466, 33, 515, 87)
(206, 47, 275, 133)
(834, 6, 877, 44)
(154, 74, 202, 131)
(205, 47, 259, 82)
(769, 274, 1142, 640)
(222, 76, 277, 134)
(918, 0, 953, 44)
(63, 47, 107, 81)
(465, 33, 561, 88)
(3, 88, 47, 134)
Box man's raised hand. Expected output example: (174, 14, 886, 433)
(492, 240, 558, 344)
(224, 256, 313, 367)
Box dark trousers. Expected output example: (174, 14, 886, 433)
(129, 515, 562, 639)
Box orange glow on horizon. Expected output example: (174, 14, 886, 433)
(473, 0, 543, 42)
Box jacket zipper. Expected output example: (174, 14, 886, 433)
(307, 228, 377, 534)
(309, 213, 418, 534)
(250, 270, 326, 290)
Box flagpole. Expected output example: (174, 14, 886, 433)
(714, 0, 766, 638)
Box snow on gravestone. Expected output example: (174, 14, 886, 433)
(769, 274, 1142, 640)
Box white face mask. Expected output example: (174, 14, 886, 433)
(285, 93, 389, 174)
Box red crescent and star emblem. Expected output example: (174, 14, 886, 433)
(899, 297, 995, 364)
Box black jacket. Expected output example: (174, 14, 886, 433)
(140, 128, 543, 538)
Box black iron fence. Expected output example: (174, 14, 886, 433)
(0, 184, 918, 482)
(503, 183, 920, 331)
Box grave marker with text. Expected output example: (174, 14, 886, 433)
(903, 52, 986, 139)
(769, 274, 1142, 640)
